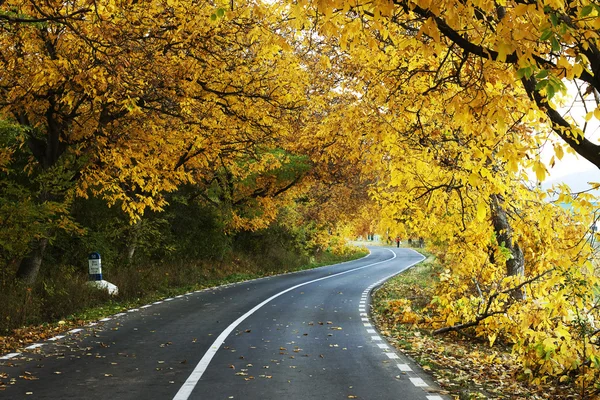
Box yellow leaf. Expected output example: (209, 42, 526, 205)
(554, 144, 564, 160)
(476, 202, 486, 222)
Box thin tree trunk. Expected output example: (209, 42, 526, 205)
(126, 219, 142, 263)
(490, 194, 525, 299)
(16, 237, 49, 284)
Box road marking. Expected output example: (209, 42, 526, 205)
(366, 329, 376, 334)
(377, 343, 388, 349)
(0, 353, 20, 360)
(99, 318, 111, 322)
(361, 318, 369, 322)
(25, 343, 43, 350)
(68, 329, 83, 334)
(371, 336, 382, 341)
(128, 308, 139, 312)
(114, 313, 126, 317)
(360, 313, 367, 317)
(427, 397, 444, 400)
(141, 305, 152, 309)
(385, 353, 399, 359)
(397, 363, 412, 372)
(409, 377, 428, 387)
(174, 250, 399, 400)
(363, 323, 371, 327)
(48, 335, 65, 341)
(164, 298, 174, 301)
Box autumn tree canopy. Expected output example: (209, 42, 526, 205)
(2, 0, 600, 394)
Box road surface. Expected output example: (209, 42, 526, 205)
(0, 247, 447, 400)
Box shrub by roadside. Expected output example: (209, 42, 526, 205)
(371, 254, 580, 400)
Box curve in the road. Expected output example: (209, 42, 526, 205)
(173, 249, 399, 400)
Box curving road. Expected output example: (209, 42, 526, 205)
(0, 247, 447, 400)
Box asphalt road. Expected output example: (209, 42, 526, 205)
(0, 247, 447, 400)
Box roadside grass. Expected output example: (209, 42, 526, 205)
(0, 246, 368, 355)
(371, 250, 579, 400)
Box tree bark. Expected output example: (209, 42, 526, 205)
(126, 219, 142, 263)
(490, 194, 525, 299)
(16, 237, 49, 284)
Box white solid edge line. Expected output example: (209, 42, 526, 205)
(0, 352, 20, 360)
(173, 250, 398, 400)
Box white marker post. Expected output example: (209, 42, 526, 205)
(88, 252, 102, 281)
(87, 252, 118, 295)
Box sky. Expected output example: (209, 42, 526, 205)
(542, 150, 600, 194)
(539, 83, 600, 195)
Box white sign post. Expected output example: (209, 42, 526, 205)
(87, 252, 118, 296)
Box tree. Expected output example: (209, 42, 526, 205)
(286, 0, 600, 390)
(0, 0, 312, 281)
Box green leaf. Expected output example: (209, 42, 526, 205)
(535, 69, 549, 79)
(518, 66, 535, 79)
(546, 83, 555, 99)
(210, 13, 217, 21)
(551, 36, 561, 52)
(581, 5, 593, 16)
(550, 13, 559, 26)
(535, 79, 548, 91)
(216, 8, 225, 17)
(540, 29, 553, 41)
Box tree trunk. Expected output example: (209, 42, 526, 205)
(126, 219, 142, 263)
(490, 194, 525, 299)
(16, 237, 49, 284)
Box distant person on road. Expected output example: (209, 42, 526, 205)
(395, 236, 400, 248)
